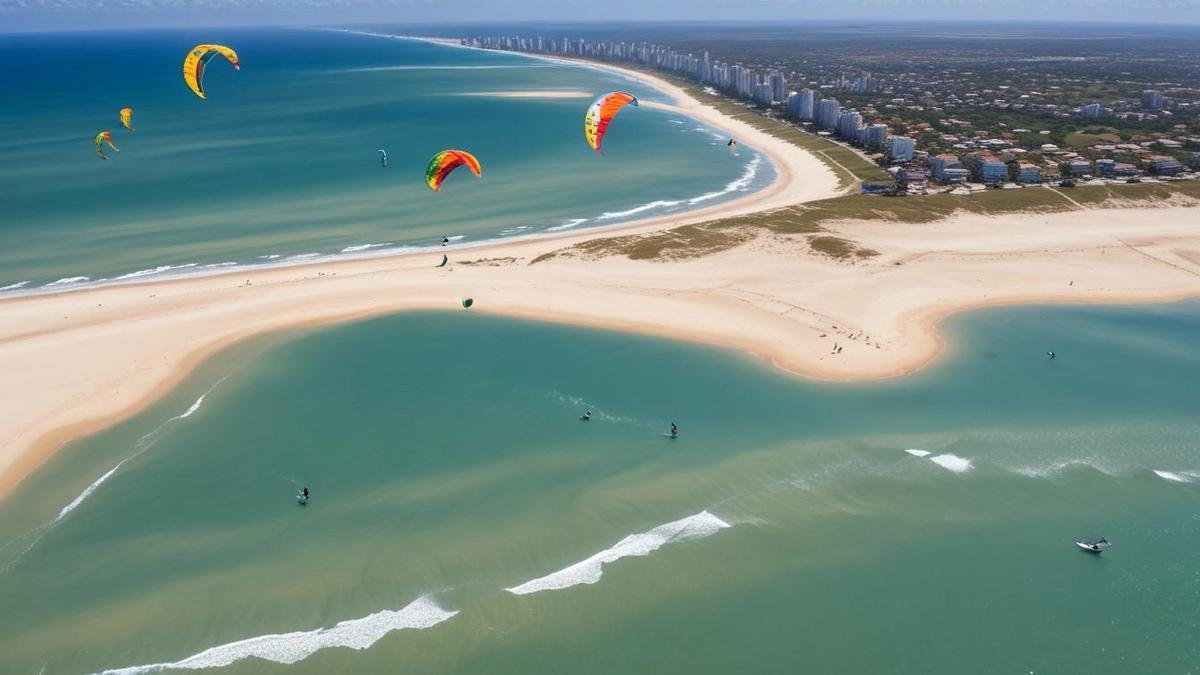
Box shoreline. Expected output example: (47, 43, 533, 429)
(1, 31, 833, 301)
(3, 41, 1200, 500)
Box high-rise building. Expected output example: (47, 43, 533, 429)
(1141, 90, 1164, 109)
(889, 136, 915, 162)
(1078, 103, 1105, 119)
(837, 110, 863, 142)
(754, 83, 773, 106)
(815, 98, 840, 130)
(798, 89, 815, 121)
(864, 123, 889, 150)
(769, 72, 788, 104)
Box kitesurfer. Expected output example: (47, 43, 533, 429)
(1047, 351, 1056, 359)
(581, 410, 592, 421)
(302, 487, 309, 499)
(442, 236, 450, 246)
(670, 423, 678, 438)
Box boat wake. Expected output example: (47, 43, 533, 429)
(506, 511, 731, 596)
(95, 596, 457, 674)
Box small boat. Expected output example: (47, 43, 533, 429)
(1076, 537, 1109, 553)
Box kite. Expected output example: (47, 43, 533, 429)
(584, 91, 638, 153)
(425, 149, 481, 192)
(95, 131, 119, 159)
(183, 44, 240, 100)
(119, 107, 134, 131)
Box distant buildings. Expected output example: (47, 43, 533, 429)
(753, 82, 773, 106)
(929, 154, 969, 182)
(815, 98, 840, 130)
(1078, 102, 1105, 119)
(837, 109, 864, 143)
(889, 136, 915, 162)
(769, 72, 788, 104)
(966, 152, 1008, 183)
(1065, 159, 1092, 176)
(1142, 90, 1164, 109)
(864, 123, 889, 150)
(1147, 155, 1184, 175)
(1016, 163, 1042, 183)
(787, 89, 815, 120)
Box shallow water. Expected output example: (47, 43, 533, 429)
(0, 28, 768, 292)
(1, 301, 1197, 673)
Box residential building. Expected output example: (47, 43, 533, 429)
(815, 98, 841, 130)
(980, 158, 1008, 183)
(837, 109, 863, 142)
(1190, 154, 1200, 170)
(769, 72, 788, 104)
(789, 88, 816, 120)
(889, 136, 915, 162)
(1066, 159, 1092, 176)
(753, 82, 773, 106)
(1017, 163, 1041, 183)
(929, 154, 969, 182)
(864, 123, 889, 150)
(1147, 155, 1184, 175)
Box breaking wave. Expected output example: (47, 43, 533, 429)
(96, 596, 457, 674)
(506, 511, 731, 596)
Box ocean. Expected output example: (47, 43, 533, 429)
(0, 27, 769, 293)
(1, 301, 1198, 673)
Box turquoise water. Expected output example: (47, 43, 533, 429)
(1, 301, 1197, 673)
(0, 28, 767, 292)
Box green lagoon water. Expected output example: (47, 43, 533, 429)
(0, 28, 766, 291)
(1, 302, 1198, 674)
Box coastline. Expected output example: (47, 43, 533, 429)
(0, 34, 831, 301)
(2, 41, 1200, 500)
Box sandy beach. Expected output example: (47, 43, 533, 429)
(2, 53, 1199, 499)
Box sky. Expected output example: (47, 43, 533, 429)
(1, 0, 1197, 33)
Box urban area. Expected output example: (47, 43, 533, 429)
(465, 25, 1200, 196)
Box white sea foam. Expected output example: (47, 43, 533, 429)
(114, 264, 198, 281)
(1153, 470, 1196, 483)
(506, 511, 731, 596)
(546, 218, 589, 232)
(1013, 459, 1115, 478)
(46, 276, 90, 286)
(499, 226, 531, 235)
(257, 254, 283, 260)
(95, 596, 457, 674)
(340, 243, 392, 253)
(445, 235, 465, 242)
(667, 119, 684, 124)
(54, 379, 224, 523)
(285, 253, 321, 261)
(904, 448, 932, 458)
(597, 200, 683, 221)
(929, 454, 972, 473)
(199, 262, 238, 269)
(0, 281, 30, 292)
(686, 156, 762, 205)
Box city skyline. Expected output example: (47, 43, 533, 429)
(3, 0, 1199, 33)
